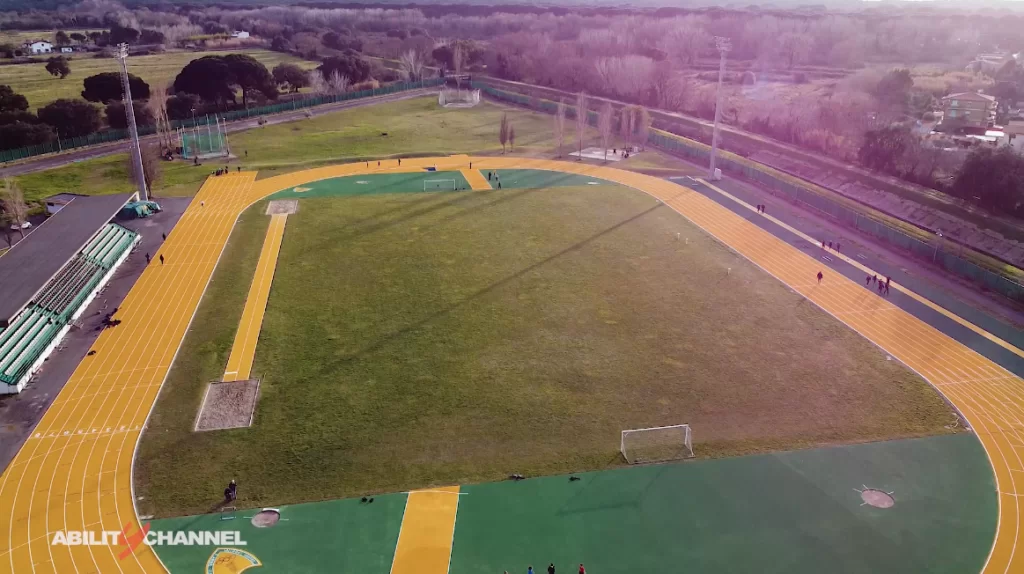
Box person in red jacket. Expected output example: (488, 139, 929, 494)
(578, 564, 585, 574)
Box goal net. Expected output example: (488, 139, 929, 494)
(439, 88, 481, 108)
(424, 179, 457, 191)
(620, 424, 693, 464)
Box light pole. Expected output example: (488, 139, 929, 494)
(190, 107, 199, 157)
(708, 36, 731, 181)
(933, 229, 943, 262)
(116, 43, 148, 201)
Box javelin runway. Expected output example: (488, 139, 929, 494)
(0, 157, 1021, 573)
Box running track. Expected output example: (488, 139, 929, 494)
(0, 157, 1021, 573)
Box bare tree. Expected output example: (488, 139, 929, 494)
(499, 113, 509, 153)
(148, 83, 174, 153)
(598, 102, 613, 161)
(1, 212, 13, 250)
(128, 144, 162, 195)
(575, 91, 589, 159)
(554, 99, 567, 157)
(328, 70, 350, 95)
(637, 107, 651, 150)
(1, 178, 29, 239)
(509, 124, 516, 151)
(399, 49, 424, 82)
(308, 70, 330, 96)
(453, 42, 465, 92)
(620, 105, 635, 150)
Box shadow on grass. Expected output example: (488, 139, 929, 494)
(305, 202, 665, 380)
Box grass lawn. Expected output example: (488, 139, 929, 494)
(135, 180, 955, 517)
(2, 49, 316, 111)
(15, 96, 694, 203)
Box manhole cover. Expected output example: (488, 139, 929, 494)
(251, 509, 280, 527)
(860, 489, 895, 508)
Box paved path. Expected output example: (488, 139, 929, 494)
(0, 157, 1021, 574)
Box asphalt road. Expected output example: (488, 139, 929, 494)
(0, 88, 434, 178)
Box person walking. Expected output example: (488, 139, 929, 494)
(865, 275, 871, 286)
(528, 566, 534, 574)
(578, 564, 586, 574)
(828, 241, 832, 250)
(162, 232, 166, 241)
(816, 271, 823, 284)
(145, 253, 150, 264)
(159, 254, 164, 265)
(835, 242, 840, 253)
(398, 158, 401, 166)
(548, 564, 556, 574)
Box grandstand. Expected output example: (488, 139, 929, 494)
(0, 194, 139, 394)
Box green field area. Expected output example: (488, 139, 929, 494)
(135, 174, 955, 518)
(0, 29, 102, 46)
(151, 434, 994, 574)
(14, 95, 696, 203)
(2, 48, 316, 110)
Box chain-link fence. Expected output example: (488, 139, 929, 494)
(0, 79, 444, 164)
(476, 82, 1024, 303)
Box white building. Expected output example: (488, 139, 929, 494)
(60, 46, 73, 54)
(231, 31, 250, 39)
(26, 41, 53, 54)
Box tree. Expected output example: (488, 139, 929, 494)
(165, 93, 200, 121)
(328, 70, 350, 95)
(148, 83, 174, 152)
(620, 105, 636, 149)
(0, 85, 29, 113)
(140, 29, 165, 45)
(105, 101, 155, 130)
(509, 124, 516, 152)
(308, 70, 329, 96)
(318, 52, 371, 84)
(398, 50, 424, 82)
(636, 106, 651, 150)
(554, 99, 567, 157)
(598, 102, 613, 161)
(858, 125, 913, 173)
(54, 30, 70, 47)
(38, 99, 101, 137)
(109, 23, 140, 46)
(82, 72, 150, 103)
(499, 112, 509, 153)
(874, 68, 914, 110)
(952, 146, 1024, 218)
(0, 122, 53, 151)
(88, 31, 103, 44)
(128, 143, 162, 194)
(776, 32, 813, 68)
(1, 178, 29, 239)
(453, 42, 466, 90)
(576, 91, 589, 159)
(45, 56, 71, 79)
(273, 64, 309, 93)
(432, 45, 454, 71)
(70, 32, 86, 44)
(174, 56, 235, 106)
(223, 54, 277, 107)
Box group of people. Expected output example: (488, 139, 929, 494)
(821, 240, 841, 253)
(487, 171, 502, 189)
(514, 564, 586, 574)
(755, 204, 767, 214)
(867, 274, 892, 296)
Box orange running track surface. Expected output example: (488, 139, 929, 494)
(222, 213, 287, 383)
(0, 157, 1020, 574)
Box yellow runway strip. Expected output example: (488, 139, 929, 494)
(390, 487, 460, 574)
(2, 157, 1020, 574)
(222, 214, 287, 382)
(459, 169, 492, 191)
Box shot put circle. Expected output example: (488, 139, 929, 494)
(251, 509, 281, 527)
(860, 489, 895, 508)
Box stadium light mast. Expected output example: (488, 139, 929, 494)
(708, 36, 731, 181)
(117, 43, 149, 201)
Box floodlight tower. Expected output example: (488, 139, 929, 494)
(117, 43, 149, 201)
(708, 36, 731, 181)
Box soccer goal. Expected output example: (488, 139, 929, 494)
(424, 179, 457, 191)
(620, 424, 693, 464)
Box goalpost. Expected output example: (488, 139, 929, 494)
(424, 179, 457, 191)
(620, 424, 694, 464)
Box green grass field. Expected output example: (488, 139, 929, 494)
(135, 175, 954, 518)
(14, 96, 696, 203)
(1, 49, 316, 110)
(0, 29, 102, 46)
